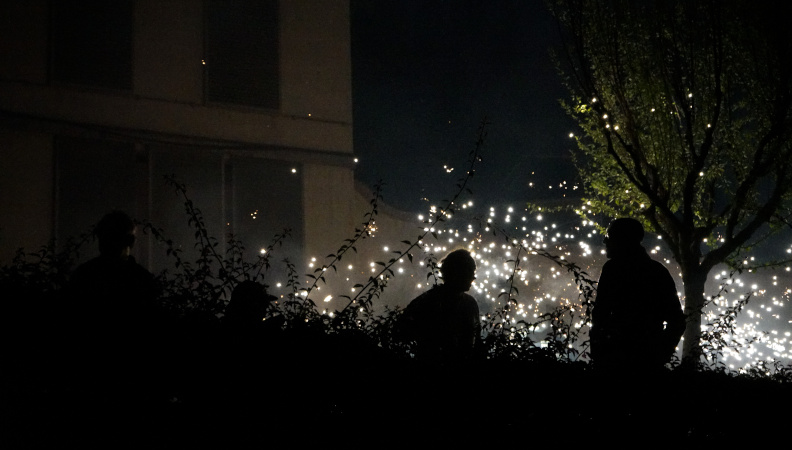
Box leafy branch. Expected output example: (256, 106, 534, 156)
(302, 181, 384, 300)
(337, 119, 489, 316)
(476, 213, 598, 362)
(699, 267, 763, 370)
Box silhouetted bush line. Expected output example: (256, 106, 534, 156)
(3, 123, 792, 444)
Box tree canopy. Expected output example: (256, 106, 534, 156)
(550, 0, 792, 362)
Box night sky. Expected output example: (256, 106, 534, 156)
(350, 0, 578, 212)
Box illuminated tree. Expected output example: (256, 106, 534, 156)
(550, 0, 792, 363)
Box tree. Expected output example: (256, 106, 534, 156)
(549, 0, 792, 363)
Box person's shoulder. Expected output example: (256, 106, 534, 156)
(126, 257, 154, 277)
(600, 258, 622, 274)
(646, 258, 673, 275)
(461, 292, 477, 303)
(70, 256, 108, 280)
(460, 292, 479, 311)
(73, 256, 105, 271)
(642, 258, 677, 292)
(406, 287, 436, 308)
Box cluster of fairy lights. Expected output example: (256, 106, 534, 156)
(259, 194, 791, 371)
(259, 101, 792, 370)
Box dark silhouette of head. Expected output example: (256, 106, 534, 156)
(225, 280, 277, 326)
(440, 249, 477, 293)
(95, 211, 136, 258)
(603, 218, 644, 259)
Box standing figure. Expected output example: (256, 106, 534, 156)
(65, 211, 164, 409)
(399, 249, 481, 363)
(68, 210, 160, 333)
(590, 218, 685, 372)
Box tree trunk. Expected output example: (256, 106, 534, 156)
(681, 268, 708, 364)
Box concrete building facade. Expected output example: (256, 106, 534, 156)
(0, 0, 358, 271)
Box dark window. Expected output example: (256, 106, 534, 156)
(50, 1, 134, 90)
(225, 156, 303, 279)
(149, 145, 226, 272)
(205, 0, 279, 109)
(56, 136, 137, 249)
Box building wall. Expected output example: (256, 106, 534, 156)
(0, 129, 53, 256)
(134, 0, 204, 104)
(0, 1, 355, 268)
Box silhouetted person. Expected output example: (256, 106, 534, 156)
(65, 211, 164, 415)
(590, 218, 685, 372)
(399, 249, 481, 363)
(68, 211, 160, 334)
(219, 279, 284, 362)
(223, 280, 283, 334)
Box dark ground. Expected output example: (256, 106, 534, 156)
(3, 324, 790, 448)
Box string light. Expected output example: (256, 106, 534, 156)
(258, 164, 792, 370)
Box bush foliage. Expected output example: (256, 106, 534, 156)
(2, 123, 792, 444)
